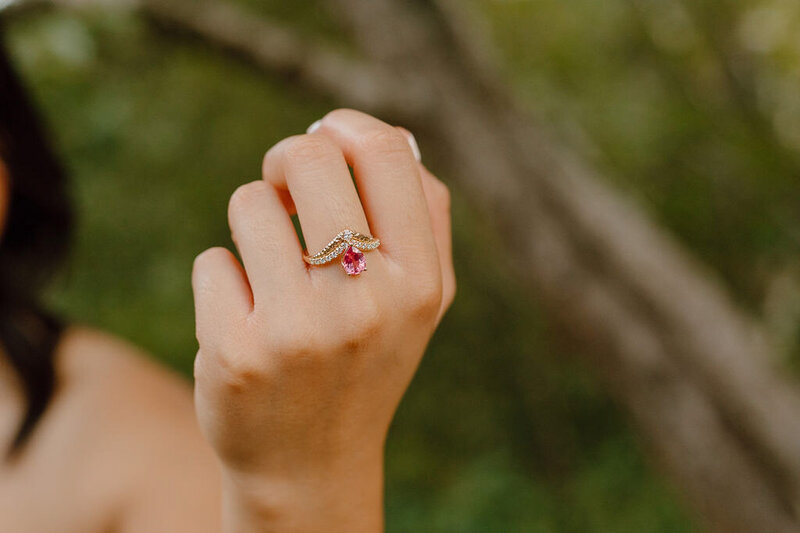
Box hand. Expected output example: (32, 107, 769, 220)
(191, 109, 455, 532)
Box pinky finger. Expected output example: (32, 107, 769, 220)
(395, 127, 456, 321)
(396, 127, 455, 322)
(419, 165, 456, 322)
(191, 247, 253, 349)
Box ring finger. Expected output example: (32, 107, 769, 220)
(261, 133, 374, 276)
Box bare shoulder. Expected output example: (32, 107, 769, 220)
(57, 325, 201, 446)
(59, 326, 196, 424)
(54, 326, 221, 531)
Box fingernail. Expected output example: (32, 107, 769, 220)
(405, 131, 422, 162)
(306, 119, 322, 134)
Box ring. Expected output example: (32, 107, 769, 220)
(303, 229, 380, 276)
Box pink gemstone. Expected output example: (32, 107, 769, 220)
(341, 246, 366, 275)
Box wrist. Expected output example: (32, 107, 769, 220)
(220, 451, 385, 533)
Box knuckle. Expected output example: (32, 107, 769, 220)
(213, 349, 264, 393)
(228, 181, 267, 220)
(443, 280, 456, 312)
(341, 314, 383, 354)
(433, 178, 451, 210)
(354, 128, 410, 157)
(323, 108, 357, 124)
(283, 134, 340, 166)
(350, 299, 383, 342)
(264, 331, 305, 358)
(194, 314, 241, 358)
(193, 247, 228, 277)
(195, 322, 268, 393)
(407, 275, 443, 321)
(267, 331, 329, 373)
(327, 293, 383, 353)
(192, 349, 209, 383)
(259, 319, 323, 360)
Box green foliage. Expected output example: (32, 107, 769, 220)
(481, 0, 800, 316)
(10, 10, 331, 369)
(11, 0, 800, 530)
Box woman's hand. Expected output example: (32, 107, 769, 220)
(191, 109, 455, 533)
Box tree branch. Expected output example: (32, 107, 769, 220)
(143, 0, 436, 119)
(13, 0, 435, 119)
(324, 0, 800, 528)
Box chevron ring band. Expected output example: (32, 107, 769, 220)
(302, 229, 380, 276)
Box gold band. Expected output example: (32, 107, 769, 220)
(303, 229, 380, 265)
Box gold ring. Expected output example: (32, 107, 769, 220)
(303, 229, 380, 276)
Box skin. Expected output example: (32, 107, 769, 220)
(0, 328, 222, 533)
(0, 109, 455, 532)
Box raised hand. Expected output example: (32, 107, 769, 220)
(191, 109, 455, 533)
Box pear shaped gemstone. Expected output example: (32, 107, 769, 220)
(341, 246, 366, 275)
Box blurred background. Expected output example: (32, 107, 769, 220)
(6, 0, 800, 531)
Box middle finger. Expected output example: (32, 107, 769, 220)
(262, 134, 373, 270)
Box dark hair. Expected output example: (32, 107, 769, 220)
(0, 24, 73, 456)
